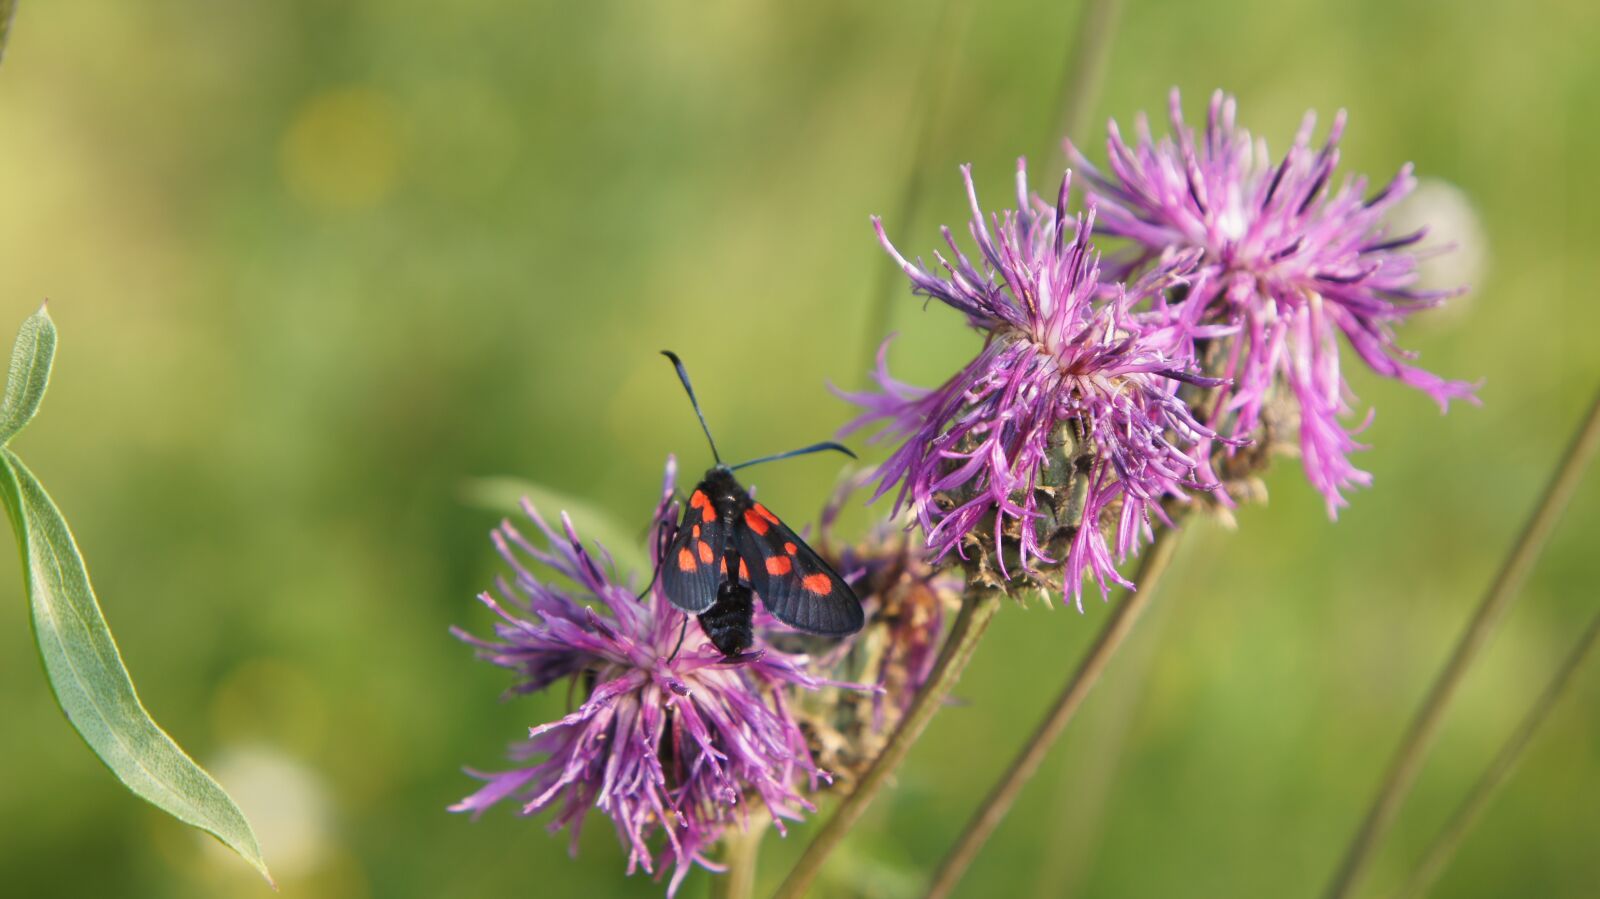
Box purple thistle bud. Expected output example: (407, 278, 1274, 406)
(842, 161, 1226, 606)
(1068, 89, 1478, 514)
(792, 476, 963, 782)
(451, 458, 830, 896)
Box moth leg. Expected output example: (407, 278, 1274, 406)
(665, 617, 690, 663)
(635, 505, 681, 602)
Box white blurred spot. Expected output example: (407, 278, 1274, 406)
(1386, 178, 1488, 301)
(207, 746, 333, 881)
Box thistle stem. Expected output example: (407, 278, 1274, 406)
(711, 816, 770, 899)
(773, 580, 1005, 899)
(1391, 607, 1600, 899)
(1031, 553, 1181, 899)
(1323, 385, 1600, 899)
(924, 526, 1183, 899)
(858, 0, 976, 381)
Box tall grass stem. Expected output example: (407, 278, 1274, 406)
(1391, 608, 1600, 899)
(1046, 0, 1124, 155)
(1323, 385, 1600, 899)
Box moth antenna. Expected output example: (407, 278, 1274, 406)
(729, 441, 856, 472)
(661, 350, 722, 465)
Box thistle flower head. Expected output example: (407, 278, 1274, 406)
(1068, 88, 1477, 513)
(451, 458, 827, 895)
(843, 161, 1225, 605)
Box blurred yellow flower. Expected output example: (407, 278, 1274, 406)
(279, 86, 402, 213)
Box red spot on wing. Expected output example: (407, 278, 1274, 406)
(696, 541, 714, 563)
(765, 556, 792, 576)
(677, 548, 697, 572)
(692, 524, 701, 539)
(784, 542, 797, 556)
(802, 573, 832, 595)
(753, 504, 780, 525)
(743, 508, 770, 535)
(690, 490, 715, 522)
(739, 559, 749, 580)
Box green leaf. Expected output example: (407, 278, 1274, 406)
(0, 449, 272, 884)
(0, 303, 54, 445)
(0, 308, 271, 884)
(461, 475, 651, 575)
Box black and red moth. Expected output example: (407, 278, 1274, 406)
(657, 351, 864, 658)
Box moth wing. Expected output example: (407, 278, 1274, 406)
(736, 502, 863, 636)
(659, 502, 725, 615)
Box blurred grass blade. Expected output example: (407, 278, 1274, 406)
(1393, 608, 1600, 899)
(1046, 0, 1123, 153)
(0, 310, 271, 884)
(0, 0, 16, 65)
(0, 449, 273, 885)
(461, 475, 650, 575)
(0, 304, 54, 445)
(857, 0, 976, 381)
(1323, 384, 1600, 899)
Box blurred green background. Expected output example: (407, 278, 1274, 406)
(0, 0, 1595, 897)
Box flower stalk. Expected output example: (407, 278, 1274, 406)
(773, 576, 1005, 899)
(711, 817, 771, 899)
(924, 522, 1184, 899)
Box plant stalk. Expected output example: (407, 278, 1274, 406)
(924, 526, 1183, 899)
(1031, 553, 1182, 899)
(1323, 385, 1600, 899)
(1391, 608, 1600, 899)
(711, 816, 770, 899)
(773, 580, 1005, 899)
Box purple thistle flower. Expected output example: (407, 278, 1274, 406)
(842, 161, 1226, 606)
(1068, 88, 1478, 513)
(451, 458, 829, 896)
